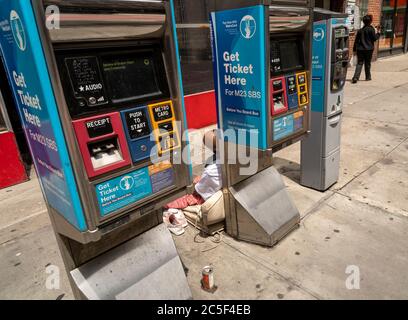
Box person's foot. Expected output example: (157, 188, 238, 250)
(366, 78, 372, 81)
(352, 78, 358, 84)
(163, 211, 185, 236)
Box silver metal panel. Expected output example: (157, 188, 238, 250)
(45, 0, 166, 43)
(301, 112, 341, 191)
(301, 18, 346, 191)
(44, 0, 165, 9)
(323, 113, 342, 157)
(300, 112, 324, 190)
(269, 6, 311, 32)
(223, 142, 273, 187)
(301, 143, 340, 191)
(47, 13, 166, 42)
(325, 19, 347, 117)
(229, 166, 300, 246)
(271, 0, 311, 6)
(213, 0, 271, 11)
(70, 223, 192, 300)
(322, 148, 340, 189)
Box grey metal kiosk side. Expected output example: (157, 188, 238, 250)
(301, 9, 350, 191)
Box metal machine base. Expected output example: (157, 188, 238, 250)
(70, 224, 192, 300)
(225, 166, 300, 247)
(301, 111, 342, 191)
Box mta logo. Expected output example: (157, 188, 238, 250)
(313, 28, 325, 41)
(120, 176, 134, 191)
(240, 15, 256, 39)
(10, 10, 26, 51)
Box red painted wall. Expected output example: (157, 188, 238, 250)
(0, 132, 28, 189)
(184, 91, 217, 129)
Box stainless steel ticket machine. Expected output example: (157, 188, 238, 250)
(301, 9, 349, 191)
(0, 0, 192, 299)
(210, 0, 313, 246)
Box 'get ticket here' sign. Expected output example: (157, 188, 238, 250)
(0, 1, 86, 230)
(210, 5, 268, 150)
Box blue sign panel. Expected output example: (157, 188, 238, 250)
(96, 167, 152, 216)
(210, 5, 268, 150)
(273, 114, 294, 141)
(311, 21, 327, 113)
(0, 1, 86, 230)
(96, 163, 175, 216)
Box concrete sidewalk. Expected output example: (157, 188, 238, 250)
(1, 54, 408, 300)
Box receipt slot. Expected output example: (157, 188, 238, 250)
(73, 113, 131, 178)
(0, 0, 192, 299)
(301, 9, 349, 191)
(210, 0, 313, 246)
(271, 77, 288, 116)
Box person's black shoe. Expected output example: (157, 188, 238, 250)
(366, 78, 372, 81)
(352, 78, 358, 84)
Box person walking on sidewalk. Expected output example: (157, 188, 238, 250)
(352, 15, 381, 83)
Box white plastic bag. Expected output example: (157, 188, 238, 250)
(351, 54, 358, 67)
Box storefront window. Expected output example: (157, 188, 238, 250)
(394, 0, 408, 47)
(174, 0, 214, 95)
(379, 0, 408, 50)
(380, 0, 396, 49)
(359, 0, 369, 26)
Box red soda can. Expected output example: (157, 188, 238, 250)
(201, 266, 215, 291)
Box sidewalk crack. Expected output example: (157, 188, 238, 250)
(337, 136, 408, 192)
(222, 240, 324, 300)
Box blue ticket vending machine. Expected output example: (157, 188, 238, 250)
(301, 8, 350, 191)
(0, 0, 192, 299)
(210, 0, 313, 247)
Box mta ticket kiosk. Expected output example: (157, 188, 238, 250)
(211, 0, 313, 246)
(0, 0, 192, 299)
(301, 9, 349, 191)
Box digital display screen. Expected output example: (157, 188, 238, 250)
(65, 56, 108, 107)
(124, 109, 151, 140)
(280, 41, 303, 72)
(102, 52, 161, 103)
(270, 41, 282, 74)
(271, 39, 304, 76)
